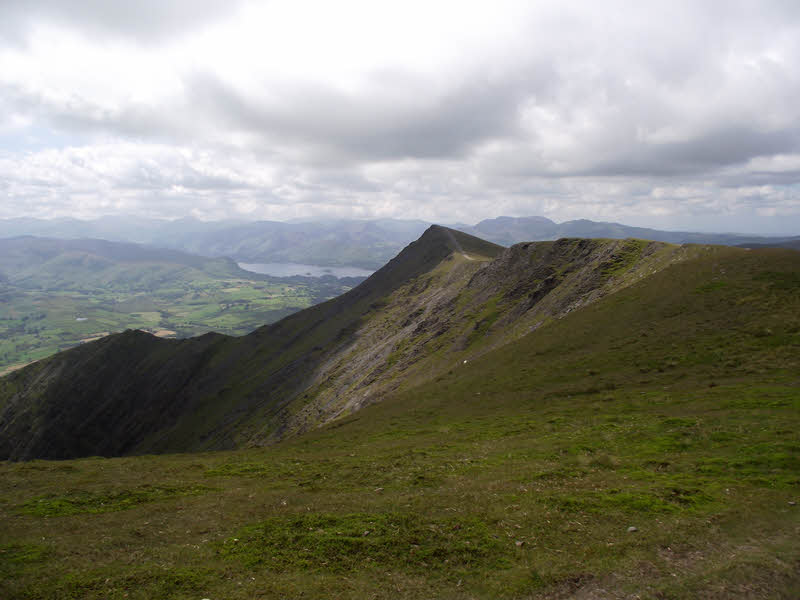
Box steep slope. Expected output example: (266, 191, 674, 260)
(0, 226, 501, 460)
(1, 245, 798, 599)
(0, 226, 755, 461)
(282, 237, 686, 435)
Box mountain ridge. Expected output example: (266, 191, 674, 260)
(1, 233, 798, 597)
(0, 226, 502, 460)
(1, 225, 794, 461)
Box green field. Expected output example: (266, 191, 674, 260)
(0, 276, 351, 373)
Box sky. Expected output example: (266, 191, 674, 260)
(1, 1, 799, 234)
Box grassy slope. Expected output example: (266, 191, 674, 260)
(283, 238, 681, 437)
(1, 246, 798, 598)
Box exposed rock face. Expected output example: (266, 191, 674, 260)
(274, 238, 685, 436)
(0, 228, 691, 461)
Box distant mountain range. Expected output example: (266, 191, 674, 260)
(1, 216, 797, 269)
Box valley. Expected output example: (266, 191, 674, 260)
(0, 237, 360, 372)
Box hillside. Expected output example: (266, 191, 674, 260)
(0, 226, 501, 459)
(0, 235, 798, 598)
(0, 226, 744, 461)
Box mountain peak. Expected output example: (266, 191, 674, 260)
(417, 224, 504, 257)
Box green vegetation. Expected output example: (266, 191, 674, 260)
(18, 484, 212, 517)
(219, 512, 510, 576)
(0, 276, 341, 372)
(1, 242, 798, 597)
(0, 237, 356, 371)
(600, 238, 648, 277)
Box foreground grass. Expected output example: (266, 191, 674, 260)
(1, 379, 797, 599)
(1, 247, 798, 598)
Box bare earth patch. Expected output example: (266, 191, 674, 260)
(0, 362, 33, 377)
(153, 329, 177, 337)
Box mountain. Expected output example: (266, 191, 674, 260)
(0, 226, 501, 459)
(738, 239, 800, 251)
(1, 229, 798, 598)
(4, 225, 787, 461)
(468, 215, 800, 247)
(2, 216, 797, 269)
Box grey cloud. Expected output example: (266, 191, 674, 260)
(117, 163, 250, 193)
(0, 0, 242, 44)
(584, 127, 800, 178)
(185, 66, 551, 162)
(0, 82, 171, 141)
(1, 1, 799, 233)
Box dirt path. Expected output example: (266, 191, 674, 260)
(0, 362, 33, 377)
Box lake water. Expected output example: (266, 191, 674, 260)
(238, 262, 374, 279)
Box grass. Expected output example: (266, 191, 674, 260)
(18, 484, 212, 517)
(0, 246, 799, 597)
(0, 276, 353, 371)
(219, 512, 511, 576)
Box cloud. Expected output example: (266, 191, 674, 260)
(0, 0, 243, 44)
(0, 0, 799, 233)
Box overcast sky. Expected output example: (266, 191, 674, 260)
(1, 0, 799, 233)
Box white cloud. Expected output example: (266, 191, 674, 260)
(0, 0, 798, 233)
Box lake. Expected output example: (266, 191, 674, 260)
(238, 262, 374, 279)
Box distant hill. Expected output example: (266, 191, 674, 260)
(0, 236, 256, 290)
(466, 215, 800, 248)
(0, 217, 432, 270)
(737, 239, 800, 251)
(2, 216, 797, 269)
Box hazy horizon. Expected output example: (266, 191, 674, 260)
(2, 212, 798, 239)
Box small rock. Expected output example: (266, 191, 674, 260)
(789, 501, 797, 506)
(627, 526, 638, 533)
(363, 530, 370, 536)
(515, 540, 525, 547)
(374, 487, 384, 493)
